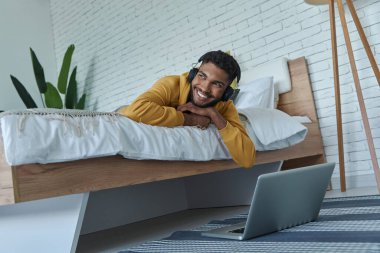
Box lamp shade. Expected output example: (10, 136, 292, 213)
(304, 0, 329, 5)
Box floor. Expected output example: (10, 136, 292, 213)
(76, 206, 250, 253)
(325, 185, 379, 198)
(76, 186, 379, 253)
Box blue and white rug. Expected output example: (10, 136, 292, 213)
(119, 195, 380, 252)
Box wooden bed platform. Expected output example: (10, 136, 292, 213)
(0, 57, 325, 205)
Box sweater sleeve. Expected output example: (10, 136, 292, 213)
(118, 76, 185, 127)
(218, 102, 256, 168)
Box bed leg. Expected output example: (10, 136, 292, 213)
(0, 192, 89, 253)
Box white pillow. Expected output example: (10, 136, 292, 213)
(239, 57, 291, 94)
(234, 76, 276, 109)
(238, 107, 308, 151)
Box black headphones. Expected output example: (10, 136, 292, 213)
(187, 54, 240, 102)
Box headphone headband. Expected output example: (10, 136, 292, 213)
(197, 53, 240, 84)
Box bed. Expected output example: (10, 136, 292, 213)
(0, 57, 325, 206)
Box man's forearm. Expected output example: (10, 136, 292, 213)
(208, 110, 227, 130)
(120, 100, 184, 127)
(183, 112, 211, 128)
(177, 102, 227, 130)
(219, 123, 256, 168)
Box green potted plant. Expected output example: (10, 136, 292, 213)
(10, 44, 86, 109)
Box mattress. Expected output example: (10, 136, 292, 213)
(0, 108, 307, 166)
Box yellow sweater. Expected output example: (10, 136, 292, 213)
(118, 73, 256, 168)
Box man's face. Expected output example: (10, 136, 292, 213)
(190, 62, 230, 108)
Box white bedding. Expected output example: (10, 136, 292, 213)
(0, 109, 307, 166)
(238, 108, 308, 151)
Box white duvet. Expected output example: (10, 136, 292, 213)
(0, 109, 307, 166)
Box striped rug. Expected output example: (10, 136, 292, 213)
(119, 195, 380, 253)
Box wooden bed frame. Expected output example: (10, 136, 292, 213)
(0, 57, 325, 206)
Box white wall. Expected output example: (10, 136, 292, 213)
(49, 0, 380, 190)
(0, 0, 57, 110)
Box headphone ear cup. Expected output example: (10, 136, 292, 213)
(188, 68, 198, 84)
(222, 86, 234, 101)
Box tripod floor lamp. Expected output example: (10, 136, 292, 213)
(305, 0, 380, 192)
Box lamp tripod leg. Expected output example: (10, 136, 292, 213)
(346, 0, 380, 86)
(329, 0, 346, 192)
(337, 0, 380, 193)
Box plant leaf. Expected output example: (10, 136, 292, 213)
(65, 67, 78, 109)
(76, 94, 86, 110)
(45, 82, 63, 108)
(30, 48, 47, 93)
(10, 75, 38, 108)
(57, 44, 75, 94)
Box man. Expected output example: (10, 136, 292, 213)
(118, 50, 255, 168)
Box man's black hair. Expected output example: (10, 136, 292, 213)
(199, 50, 241, 84)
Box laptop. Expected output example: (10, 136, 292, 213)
(201, 162, 335, 240)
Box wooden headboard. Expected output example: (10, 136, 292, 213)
(0, 57, 325, 205)
(278, 57, 325, 169)
(279, 58, 317, 121)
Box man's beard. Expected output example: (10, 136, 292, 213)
(189, 85, 222, 108)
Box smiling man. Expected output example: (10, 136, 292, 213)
(118, 50, 255, 168)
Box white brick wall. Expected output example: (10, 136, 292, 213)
(50, 0, 380, 190)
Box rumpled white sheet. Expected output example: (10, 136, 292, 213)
(0, 109, 230, 165)
(0, 108, 307, 166)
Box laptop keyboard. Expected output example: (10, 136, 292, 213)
(230, 227, 245, 234)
